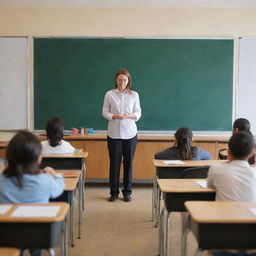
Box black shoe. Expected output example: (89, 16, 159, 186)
(124, 195, 132, 202)
(108, 195, 118, 202)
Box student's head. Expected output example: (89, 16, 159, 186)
(4, 131, 42, 188)
(46, 116, 64, 147)
(228, 131, 254, 160)
(114, 68, 132, 92)
(232, 118, 251, 134)
(174, 127, 195, 160)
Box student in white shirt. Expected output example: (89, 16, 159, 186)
(102, 68, 141, 202)
(207, 131, 256, 256)
(41, 116, 75, 155)
(207, 131, 256, 202)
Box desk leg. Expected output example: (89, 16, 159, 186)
(181, 227, 190, 256)
(164, 211, 170, 256)
(47, 248, 55, 256)
(155, 185, 161, 228)
(70, 192, 75, 247)
(82, 162, 86, 211)
(181, 213, 190, 256)
(78, 173, 83, 239)
(61, 216, 68, 256)
(158, 207, 165, 256)
(152, 176, 156, 221)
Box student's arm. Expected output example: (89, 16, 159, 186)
(197, 147, 211, 160)
(154, 148, 173, 160)
(43, 167, 65, 198)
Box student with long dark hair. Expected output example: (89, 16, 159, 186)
(0, 131, 64, 256)
(102, 68, 141, 202)
(41, 116, 75, 154)
(155, 127, 211, 160)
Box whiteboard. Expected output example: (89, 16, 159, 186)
(238, 38, 256, 133)
(0, 37, 28, 129)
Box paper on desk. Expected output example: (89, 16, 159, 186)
(11, 206, 60, 217)
(196, 180, 207, 188)
(0, 204, 12, 215)
(75, 148, 83, 153)
(162, 160, 185, 165)
(249, 208, 256, 216)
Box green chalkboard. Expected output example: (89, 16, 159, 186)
(34, 38, 233, 131)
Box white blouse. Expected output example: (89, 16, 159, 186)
(102, 89, 141, 139)
(41, 140, 75, 155)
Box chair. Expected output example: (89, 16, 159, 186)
(182, 166, 209, 179)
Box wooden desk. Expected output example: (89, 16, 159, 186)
(41, 152, 88, 221)
(41, 152, 88, 170)
(2, 135, 230, 179)
(0, 248, 20, 256)
(152, 160, 227, 227)
(185, 201, 256, 256)
(54, 170, 81, 247)
(157, 179, 215, 256)
(0, 202, 69, 256)
(153, 159, 228, 168)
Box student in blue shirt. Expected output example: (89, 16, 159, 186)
(0, 157, 6, 172)
(0, 131, 64, 256)
(155, 127, 211, 160)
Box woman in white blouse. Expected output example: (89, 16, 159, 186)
(102, 68, 141, 202)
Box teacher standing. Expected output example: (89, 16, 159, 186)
(102, 68, 141, 202)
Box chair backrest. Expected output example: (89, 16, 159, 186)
(218, 148, 228, 160)
(157, 167, 187, 179)
(182, 166, 209, 178)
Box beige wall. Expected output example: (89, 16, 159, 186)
(0, 7, 256, 37)
(0, 7, 255, 132)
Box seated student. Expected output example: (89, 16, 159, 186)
(155, 127, 211, 160)
(41, 116, 75, 155)
(219, 118, 255, 165)
(0, 131, 64, 256)
(208, 131, 256, 256)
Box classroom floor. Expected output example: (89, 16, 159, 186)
(39, 184, 211, 256)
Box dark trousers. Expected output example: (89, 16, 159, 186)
(107, 135, 137, 196)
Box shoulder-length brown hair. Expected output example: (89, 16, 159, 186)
(3, 131, 42, 188)
(114, 68, 132, 92)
